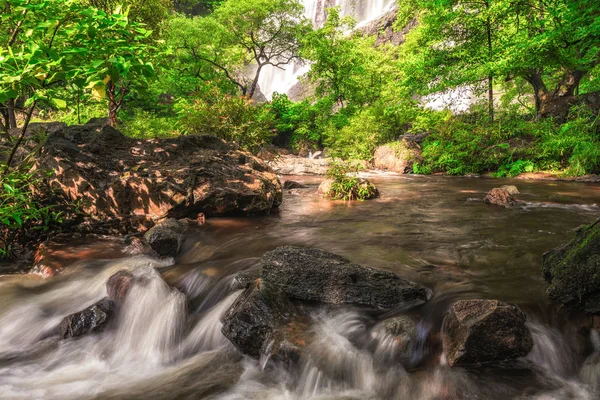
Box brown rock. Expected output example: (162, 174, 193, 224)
(483, 188, 516, 207)
(33, 123, 282, 230)
(373, 139, 423, 174)
(317, 179, 334, 197)
(442, 299, 533, 366)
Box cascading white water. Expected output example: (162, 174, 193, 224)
(258, 0, 397, 100)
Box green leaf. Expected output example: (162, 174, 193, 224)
(51, 98, 67, 109)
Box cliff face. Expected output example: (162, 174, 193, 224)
(359, 9, 417, 47)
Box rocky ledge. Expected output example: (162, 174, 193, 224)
(33, 122, 282, 229)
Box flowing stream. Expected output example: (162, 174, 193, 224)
(1, 175, 600, 399)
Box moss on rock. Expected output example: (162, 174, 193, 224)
(542, 218, 600, 314)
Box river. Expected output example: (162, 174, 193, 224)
(0, 175, 599, 399)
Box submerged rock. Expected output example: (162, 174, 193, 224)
(260, 246, 429, 309)
(283, 180, 307, 190)
(221, 279, 297, 359)
(442, 299, 533, 366)
(542, 218, 600, 313)
(143, 218, 186, 258)
(58, 298, 114, 338)
(483, 188, 517, 207)
(373, 139, 423, 174)
(373, 315, 418, 366)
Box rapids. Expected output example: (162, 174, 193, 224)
(0, 175, 599, 399)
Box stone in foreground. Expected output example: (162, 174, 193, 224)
(260, 246, 429, 309)
(483, 188, 516, 207)
(442, 299, 533, 366)
(542, 218, 600, 313)
(221, 279, 297, 359)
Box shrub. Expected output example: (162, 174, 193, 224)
(0, 168, 64, 258)
(179, 93, 275, 153)
(324, 161, 378, 201)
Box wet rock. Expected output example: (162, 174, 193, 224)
(373, 139, 423, 174)
(283, 180, 307, 190)
(34, 122, 282, 229)
(317, 179, 333, 197)
(442, 299, 533, 366)
(143, 218, 186, 258)
(57, 270, 134, 339)
(542, 218, 600, 313)
(221, 279, 297, 359)
(483, 188, 516, 207)
(500, 185, 520, 195)
(260, 246, 429, 309)
(232, 269, 261, 290)
(373, 316, 418, 365)
(268, 154, 329, 175)
(58, 298, 114, 338)
(106, 270, 134, 303)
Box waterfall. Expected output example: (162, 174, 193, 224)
(258, 0, 397, 100)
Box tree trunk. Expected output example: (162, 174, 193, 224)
(525, 72, 548, 116)
(247, 64, 263, 100)
(485, 2, 494, 121)
(7, 99, 17, 129)
(106, 81, 127, 127)
(4, 101, 36, 171)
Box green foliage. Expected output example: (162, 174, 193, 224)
(0, 168, 63, 258)
(179, 93, 275, 153)
(325, 161, 377, 201)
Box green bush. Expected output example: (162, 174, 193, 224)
(0, 168, 64, 258)
(179, 93, 275, 153)
(324, 161, 378, 201)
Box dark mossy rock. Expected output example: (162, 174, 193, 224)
(442, 299, 533, 366)
(231, 269, 261, 290)
(221, 279, 297, 359)
(260, 246, 429, 309)
(283, 180, 307, 190)
(143, 218, 187, 258)
(542, 218, 600, 313)
(58, 298, 115, 338)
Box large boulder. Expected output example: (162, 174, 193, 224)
(483, 188, 517, 207)
(260, 246, 429, 309)
(542, 218, 600, 313)
(33, 122, 282, 230)
(221, 279, 297, 359)
(442, 300, 533, 366)
(373, 138, 423, 174)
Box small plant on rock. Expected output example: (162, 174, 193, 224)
(323, 161, 378, 201)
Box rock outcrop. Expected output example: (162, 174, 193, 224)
(374, 139, 423, 174)
(500, 185, 520, 195)
(260, 246, 429, 309)
(543, 218, 600, 314)
(283, 180, 307, 190)
(359, 9, 418, 47)
(442, 299, 533, 366)
(483, 188, 517, 207)
(33, 122, 282, 231)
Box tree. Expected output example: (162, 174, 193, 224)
(175, 0, 310, 99)
(401, 0, 600, 119)
(0, 0, 155, 169)
(302, 8, 396, 108)
(85, 0, 173, 34)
